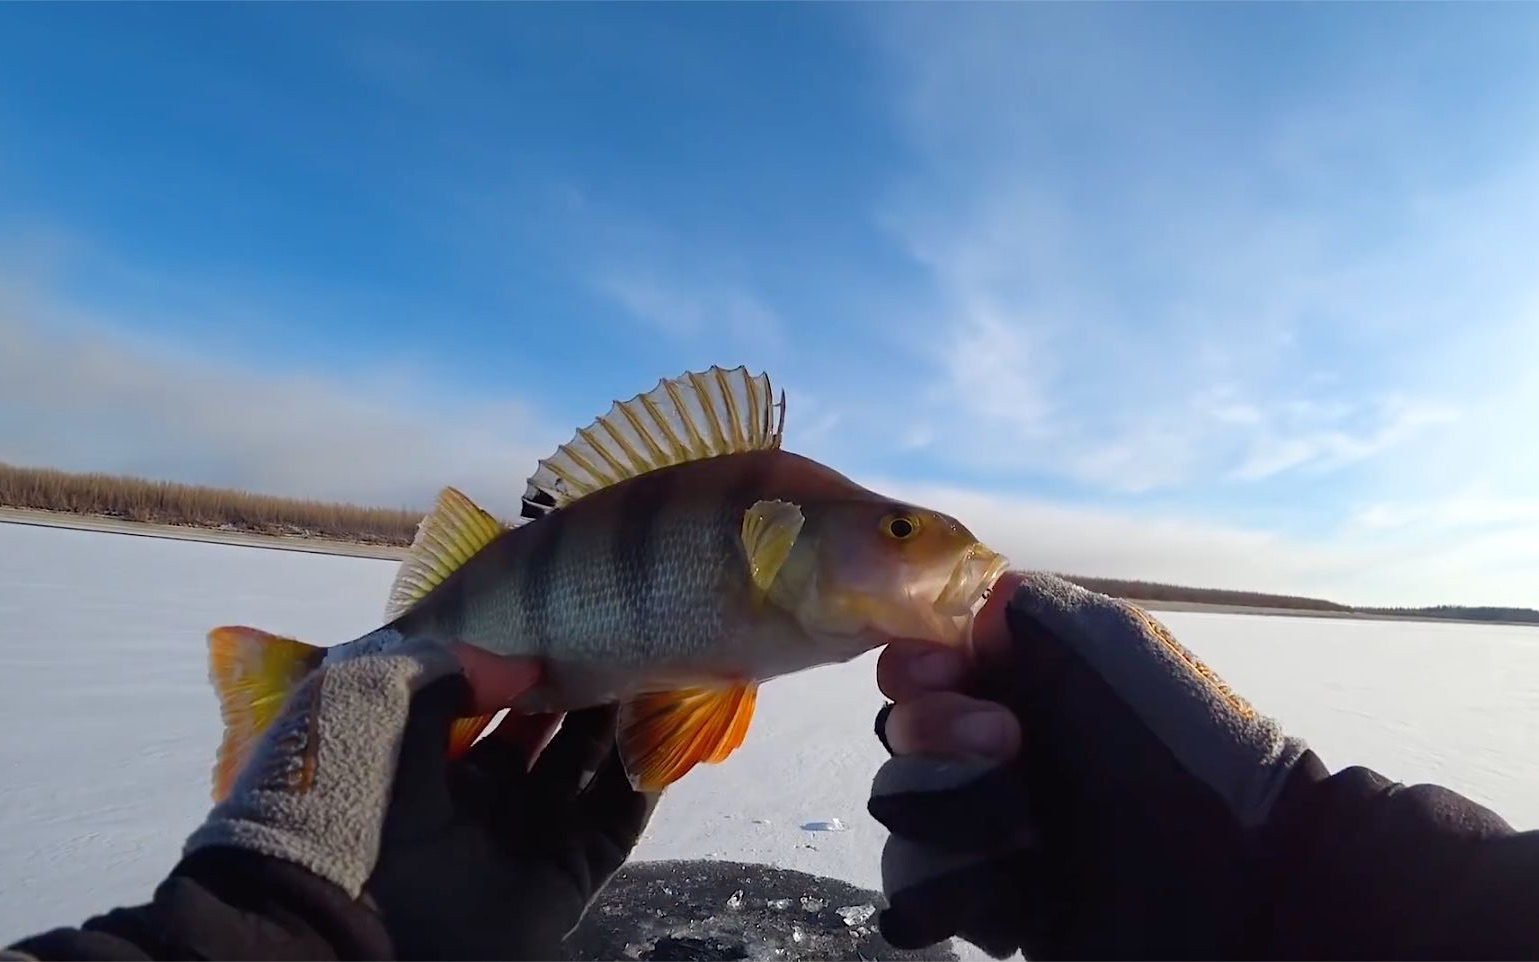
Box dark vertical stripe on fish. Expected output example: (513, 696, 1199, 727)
(718, 454, 771, 591)
(613, 468, 675, 658)
(519, 505, 567, 655)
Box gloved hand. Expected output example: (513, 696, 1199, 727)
(183, 639, 658, 960)
(367, 698, 658, 959)
(867, 572, 1312, 960)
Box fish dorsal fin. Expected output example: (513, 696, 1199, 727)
(384, 486, 506, 620)
(521, 365, 786, 513)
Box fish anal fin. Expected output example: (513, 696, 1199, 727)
(741, 499, 804, 601)
(618, 682, 759, 791)
(447, 713, 498, 757)
(384, 486, 506, 621)
(522, 366, 785, 512)
(207, 626, 327, 802)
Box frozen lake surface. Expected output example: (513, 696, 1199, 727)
(1, 520, 1537, 951)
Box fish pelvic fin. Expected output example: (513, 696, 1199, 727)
(521, 365, 786, 516)
(618, 682, 759, 792)
(207, 626, 326, 802)
(741, 499, 804, 603)
(384, 486, 507, 621)
(448, 713, 498, 757)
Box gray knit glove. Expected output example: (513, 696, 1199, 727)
(869, 572, 1312, 959)
(184, 638, 657, 960)
(185, 638, 467, 896)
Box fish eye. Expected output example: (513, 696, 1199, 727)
(881, 512, 921, 541)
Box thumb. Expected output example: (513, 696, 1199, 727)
(382, 672, 477, 835)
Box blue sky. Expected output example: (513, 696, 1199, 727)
(3, 3, 1538, 606)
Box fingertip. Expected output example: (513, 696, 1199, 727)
(878, 639, 968, 700)
(489, 711, 564, 762)
(450, 644, 544, 715)
(884, 692, 1022, 761)
(971, 570, 1027, 661)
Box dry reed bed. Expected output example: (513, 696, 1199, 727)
(0, 461, 1368, 613)
(0, 462, 421, 545)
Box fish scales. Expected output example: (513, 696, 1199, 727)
(540, 503, 729, 665)
(531, 456, 761, 664)
(405, 456, 762, 666)
(609, 464, 670, 656)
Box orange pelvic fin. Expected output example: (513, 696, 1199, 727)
(207, 626, 327, 802)
(618, 682, 759, 791)
(448, 713, 498, 757)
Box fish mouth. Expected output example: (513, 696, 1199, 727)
(933, 542, 1010, 620)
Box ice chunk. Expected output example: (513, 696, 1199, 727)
(766, 897, 793, 910)
(799, 896, 824, 912)
(836, 903, 875, 927)
(725, 888, 744, 909)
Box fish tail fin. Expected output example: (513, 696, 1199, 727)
(207, 626, 327, 802)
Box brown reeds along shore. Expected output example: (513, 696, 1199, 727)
(4, 461, 1536, 624)
(0, 462, 421, 546)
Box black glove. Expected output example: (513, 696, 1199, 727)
(867, 572, 1311, 960)
(182, 639, 657, 961)
(368, 690, 658, 959)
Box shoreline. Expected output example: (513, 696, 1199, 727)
(0, 506, 406, 561)
(1, 507, 1531, 629)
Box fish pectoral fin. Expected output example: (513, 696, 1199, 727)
(522, 366, 785, 512)
(618, 682, 759, 791)
(383, 486, 506, 621)
(741, 499, 804, 601)
(448, 713, 498, 757)
(207, 626, 327, 802)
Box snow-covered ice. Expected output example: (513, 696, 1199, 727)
(2, 520, 1538, 952)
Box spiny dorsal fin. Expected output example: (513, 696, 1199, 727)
(384, 486, 506, 620)
(521, 365, 786, 513)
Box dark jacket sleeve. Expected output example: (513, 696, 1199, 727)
(1260, 751, 1539, 959)
(5, 847, 393, 961)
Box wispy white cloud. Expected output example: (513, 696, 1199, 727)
(1227, 396, 1461, 482)
(873, 477, 1367, 598)
(596, 270, 784, 352)
(856, 5, 1538, 515)
(0, 278, 559, 518)
(869, 476, 1539, 609)
(5, 266, 1532, 608)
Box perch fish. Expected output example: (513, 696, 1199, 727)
(206, 365, 1009, 797)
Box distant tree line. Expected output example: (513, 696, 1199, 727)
(2, 461, 1534, 623)
(1057, 575, 1354, 612)
(1355, 605, 1539, 625)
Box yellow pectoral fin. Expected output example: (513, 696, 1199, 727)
(207, 626, 327, 802)
(741, 499, 804, 602)
(618, 683, 759, 791)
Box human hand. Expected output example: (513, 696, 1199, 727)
(183, 640, 657, 960)
(868, 571, 1311, 959)
(366, 698, 658, 960)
